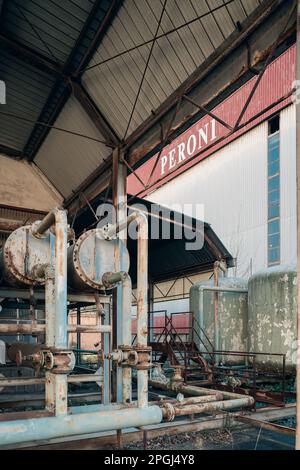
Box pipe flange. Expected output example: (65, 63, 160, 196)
(131, 346, 153, 370)
(100, 223, 115, 241)
(42, 349, 75, 374)
(162, 402, 175, 422)
(123, 350, 139, 367)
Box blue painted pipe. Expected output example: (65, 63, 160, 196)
(0, 406, 163, 446)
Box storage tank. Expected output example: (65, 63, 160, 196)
(67, 229, 130, 291)
(248, 264, 296, 372)
(190, 278, 248, 364)
(0, 224, 53, 287)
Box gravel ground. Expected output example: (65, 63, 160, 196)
(120, 426, 295, 451)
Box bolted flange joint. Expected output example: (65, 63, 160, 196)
(42, 348, 75, 374)
(131, 345, 153, 370)
(106, 346, 139, 367)
(161, 402, 175, 422)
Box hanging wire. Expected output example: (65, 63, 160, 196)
(0, 110, 114, 146)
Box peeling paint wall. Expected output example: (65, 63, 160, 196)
(190, 278, 248, 364)
(248, 264, 297, 371)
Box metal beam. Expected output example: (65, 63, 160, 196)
(0, 144, 23, 159)
(0, 32, 64, 77)
(72, 81, 120, 147)
(236, 415, 295, 436)
(124, 0, 287, 157)
(73, 0, 122, 77)
(23, 0, 123, 162)
(66, 0, 295, 214)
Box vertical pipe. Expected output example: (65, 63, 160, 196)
(296, 0, 300, 449)
(54, 209, 68, 349)
(136, 212, 148, 408)
(45, 275, 55, 348)
(112, 147, 128, 403)
(36, 209, 68, 415)
(122, 274, 132, 403)
(102, 302, 111, 405)
(76, 306, 81, 366)
(213, 262, 220, 365)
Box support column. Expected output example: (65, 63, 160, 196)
(41, 210, 68, 416)
(102, 302, 111, 405)
(112, 147, 130, 403)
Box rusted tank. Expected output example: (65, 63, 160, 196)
(248, 264, 297, 372)
(190, 278, 248, 364)
(0, 223, 53, 287)
(67, 229, 130, 291)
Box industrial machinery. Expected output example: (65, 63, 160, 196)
(0, 207, 256, 448)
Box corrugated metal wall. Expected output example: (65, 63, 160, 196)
(147, 119, 268, 278)
(147, 104, 296, 278)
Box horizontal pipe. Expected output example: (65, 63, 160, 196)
(149, 379, 251, 401)
(68, 395, 223, 416)
(68, 325, 111, 333)
(0, 406, 163, 446)
(7, 405, 296, 450)
(198, 286, 248, 293)
(0, 324, 111, 334)
(168, 397, 254, 418)
(0, 375, 103, 387)
(176, 394, 223, 405)
(0, 288, 110, 304)
(104, 212, 138, 239)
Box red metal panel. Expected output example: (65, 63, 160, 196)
(128, 45, 296, 196)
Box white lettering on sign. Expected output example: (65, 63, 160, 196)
(160, 119, 217, 175)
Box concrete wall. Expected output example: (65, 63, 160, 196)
(0, 155, 63, 211)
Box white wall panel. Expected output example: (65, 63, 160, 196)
(147, 121, 269, 278)
(147, 105, 297, 278)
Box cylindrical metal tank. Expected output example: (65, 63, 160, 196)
(67, 229, 130, 291)
(190, 278, 248, 364)
(248, 264, 296, 372)
(0, 224, 53, 287)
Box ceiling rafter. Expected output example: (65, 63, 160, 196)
(9, 0, 123, 161)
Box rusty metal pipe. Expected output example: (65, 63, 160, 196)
(149, 379, 250, 401)
(0, 375, 103, 387)
(135, 211, 149, 408)
(163, 397, 254, 419)
(0, 405, 163, 446)
(0, 324, 111, 335)
(104, 212, 139, 239)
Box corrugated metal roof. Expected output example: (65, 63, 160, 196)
(82, 0, 263, 138)
(35, 96, 111, 198)
(0, 0, 94, 63)
(0, 48, 55, 150)
(0, 0, 120, 161)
